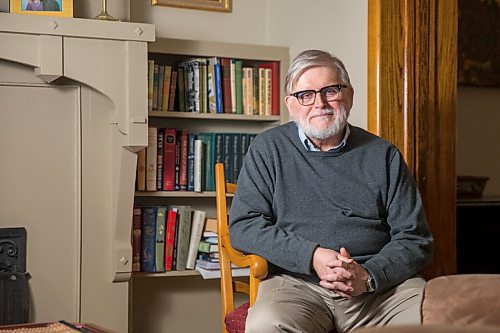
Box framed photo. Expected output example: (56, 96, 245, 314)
(10, 0, 73, 17)
(152, 0, 231, 13)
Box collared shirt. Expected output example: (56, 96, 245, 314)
(298, 124, 350, 152)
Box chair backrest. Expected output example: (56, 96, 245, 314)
(215, 163, 267, 333)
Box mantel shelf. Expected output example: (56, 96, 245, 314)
(149, 111, 280, 122)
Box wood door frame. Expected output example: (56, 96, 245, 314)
(368, 0, 457, 278)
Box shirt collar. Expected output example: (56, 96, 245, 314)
(298, 124, 350, 152)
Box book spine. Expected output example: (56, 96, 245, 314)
(165, 208, 177, 271)
(141, 207, 157, 272)
(207, 57, 217, 114)
(136, 148, 146, 191)
(193, 139, 204, 192)
(175, 205, 193, 271)
(186, 210, 206, 269)
(174, 130, 181, 191)
(187, 133, 197, 191)
(162, 65, 172, 111)
(162, 128, 177, 191)
(146, 127, 158, 191)
(220, 58, 232, 114)
(214, 59, 223, 114)
(155, 207, 167, 272)
(152, 64, 159, 111)
(223, 133, 234, 183)
(147, 60, 154, 113)
(157, 65, 165, 111)
(132, 206, 142, 272)
(169, 68, 179, 112)
(234, 59, 243, 114)
(178, 130, 188, 190)
(156, 128, 164, 190)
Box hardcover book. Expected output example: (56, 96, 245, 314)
(141, 206, 157, 272)
(164, 208, 178, 271)
(186, 210, 206, 269)
(162, 128, 177, 191)
(146, 127, 158, 191)
(132, 206, 142, 272)
(155, 206, 167, 272)
(173, 205, 193, 271)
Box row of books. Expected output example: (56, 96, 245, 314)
(132, 205, 214, 273)
(147, 57, 280, 116)
(136, 127, 257, 192)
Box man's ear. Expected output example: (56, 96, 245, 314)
(284, 95, 293, 110)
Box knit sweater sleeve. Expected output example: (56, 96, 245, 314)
(362, 149, 434, 292)
(229, 134, 319, 276)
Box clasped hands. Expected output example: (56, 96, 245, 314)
(312, 246, 369, 299)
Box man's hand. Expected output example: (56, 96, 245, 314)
(313, 247, 370, 299)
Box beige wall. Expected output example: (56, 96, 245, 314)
(457, 86, 500, 196)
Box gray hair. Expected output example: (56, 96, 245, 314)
(285, 50, 351, 95)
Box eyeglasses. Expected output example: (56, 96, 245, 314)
(290, 84, 348, 106)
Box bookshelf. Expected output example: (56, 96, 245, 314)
(131, 37, 289, 333)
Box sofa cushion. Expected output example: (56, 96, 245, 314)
(422, 274, 500, 327)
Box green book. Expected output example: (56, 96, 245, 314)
(155, 206, 167, 272)
(234, 59, 243, 114)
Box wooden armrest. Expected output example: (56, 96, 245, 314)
(221, 234, 268, 279)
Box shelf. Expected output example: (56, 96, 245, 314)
(148, 111, 280, 122)
(133, 270, 201, 278)
(135, 191, 230, 198)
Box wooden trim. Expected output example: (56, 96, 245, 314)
(368, 0, 457, 278)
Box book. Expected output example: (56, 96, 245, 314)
(198, 241, 218, 254)
(264, 67, 272, 116)
(152, 64, 159, 111)
(162, 65, 172, 111)
(207, 57, 218, 113)
(178, 129, 189, 190)
(146, 127, 158, 191)
(173, 205, 193, 271)
(162, 128, 177, 191)
(168, 69, 178, 112)
(223, 133, 234, 183)
(156, 128, 164, 190)
(164, 208, 178, 271)
(147, 60, 154, 113)
(196, 133, 216, 191)
(132, 206, 142, 272)
(193, 139, 204, 192)
(203, 218, 218, 233)
(214, 58, 223, 114)
(136, 148, 146, 191)
(220, 58, 232, 114)
(141, 206, 157, 272)
(234, 59, 243, 114)
(258, 61, 280, 115)
(230, 59, 237, 113)
(155, 206, 167, 272)
(187, 133, 197, 191)
(186, 210, 206, 269)
(174, 130, 181, 191)
(157, 65, 165, 111)
(258, 67, 266, 115)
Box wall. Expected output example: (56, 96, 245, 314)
(456, 86, 500, 196)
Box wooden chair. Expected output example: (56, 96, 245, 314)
(215, 163, 268, 333)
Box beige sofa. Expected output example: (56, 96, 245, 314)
(355, 274, 500, 332)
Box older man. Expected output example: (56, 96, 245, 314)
(229, 50, 434, 333)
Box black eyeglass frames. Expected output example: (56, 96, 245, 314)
(290, 84, 348, 106)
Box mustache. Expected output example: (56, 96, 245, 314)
(309, 108, 336, 117)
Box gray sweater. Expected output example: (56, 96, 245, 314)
(229, 122, 433, 293)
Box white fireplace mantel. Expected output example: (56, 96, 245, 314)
(0, 13, 154, 331)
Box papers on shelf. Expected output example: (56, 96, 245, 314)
(195, 266, 250, 279)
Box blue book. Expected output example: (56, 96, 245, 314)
(141, 206, 157, 272)
(214, 60, 223, 113)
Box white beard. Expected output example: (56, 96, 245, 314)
(293, 104, 349, 140)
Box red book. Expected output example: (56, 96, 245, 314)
(132, 206, 142, 272)
(163, 128, 177, 191)
(164, 208, 178, 271)
(179, 130, 189, 190)
(258, 61, 280, 115)
(220, 58, 233, 114)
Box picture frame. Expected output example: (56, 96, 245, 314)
(152, 0, 231, 13)
(9, 0, 73, 17)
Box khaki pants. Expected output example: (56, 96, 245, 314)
(246, 274, 426, 333)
